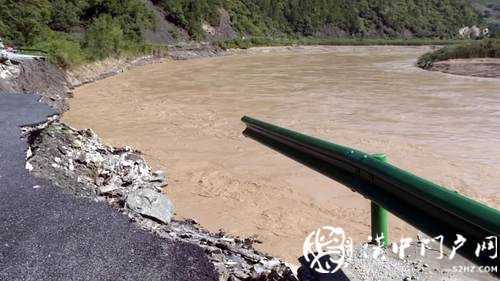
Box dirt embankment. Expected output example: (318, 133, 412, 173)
(0, 59, 70, 112)
(0, 44, 227, 112)
(428, 58, 500, 78)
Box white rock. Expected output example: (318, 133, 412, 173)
(99, 185, 121, 194)
(126, 188, 174, 224)
(25, 161, 33, 171)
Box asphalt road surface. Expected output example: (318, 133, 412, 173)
(0, 93, 218, 281)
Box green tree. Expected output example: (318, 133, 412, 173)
(49, 0, 86, 32)
(0, 0, 52, 45)
(84, 14, 125, 59)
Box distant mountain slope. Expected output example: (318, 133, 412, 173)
(153, 0, 481, 40)
(470, 0, 500, 25)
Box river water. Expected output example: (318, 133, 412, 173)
(64, 46, 500, 261)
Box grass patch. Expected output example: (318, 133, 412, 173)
(417, 39, 500, 69)
(31, 35, 167, 69)
(216, 36, 466, 50)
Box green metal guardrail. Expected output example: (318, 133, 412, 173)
(241, 116, 500, 268)
(17, 48, 48, 55)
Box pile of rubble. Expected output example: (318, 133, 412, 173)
(25, 121, 297, 281)
(167, 42, 226, 60)
(0, 59, 20, 80)
(26, 121, 173, 222)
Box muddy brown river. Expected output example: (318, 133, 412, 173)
(64, 46, 500, 262)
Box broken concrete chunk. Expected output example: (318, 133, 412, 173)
(25, 161, 33, 171)
(98, 185, 121, 195)
(126, 188, 173, 224)
(123, 153, 142, 163)
(261, 258, 281, 269)
(150, 170, 167, 186)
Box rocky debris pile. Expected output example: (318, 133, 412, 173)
(341, 245, 438, 281)
(25, 121, 297, 281)
(167, 43, 226, 60)
(27, 122, 171, 223)
(140, 219, 297, 281)
(297, 242, 475, 281)
(0, 59, 20, 79)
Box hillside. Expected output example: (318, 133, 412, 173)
(470, 0, 500, 26)
(0, 0, 482, 67)
(155, 0, 480, 39)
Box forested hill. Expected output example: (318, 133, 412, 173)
(470, 0, 500, 27)
(157, 0, 480, 39)
(0, 0, 484, 67)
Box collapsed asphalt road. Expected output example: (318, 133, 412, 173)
(0, 93, 218, 280)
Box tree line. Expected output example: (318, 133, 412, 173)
(0, 0, 486, 67)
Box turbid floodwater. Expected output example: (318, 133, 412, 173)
(64, 46, 500, 262)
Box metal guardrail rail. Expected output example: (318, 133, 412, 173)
(241, 116, 500, 268)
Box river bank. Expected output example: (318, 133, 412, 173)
(428, 58, 500, 78)
(417, 39, 500, 78)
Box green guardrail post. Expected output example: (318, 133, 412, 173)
(371, 153, 389, 246)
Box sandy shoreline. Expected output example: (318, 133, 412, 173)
(429, 58, 500, 78)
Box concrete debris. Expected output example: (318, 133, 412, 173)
(25, 121, 297, 281)
(167, 43, 225, 60)
(27, 122, 167, 201)
(141, 219, 298, 281)
(126, 188, 174, 224)
(21, 114, 59, 137)
(0, 60, 20, 79)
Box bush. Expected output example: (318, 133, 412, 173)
(32, 32, 85, 68)
(84, 14, 125, 60)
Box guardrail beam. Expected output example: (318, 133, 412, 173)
(241, 116, 500, 270)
